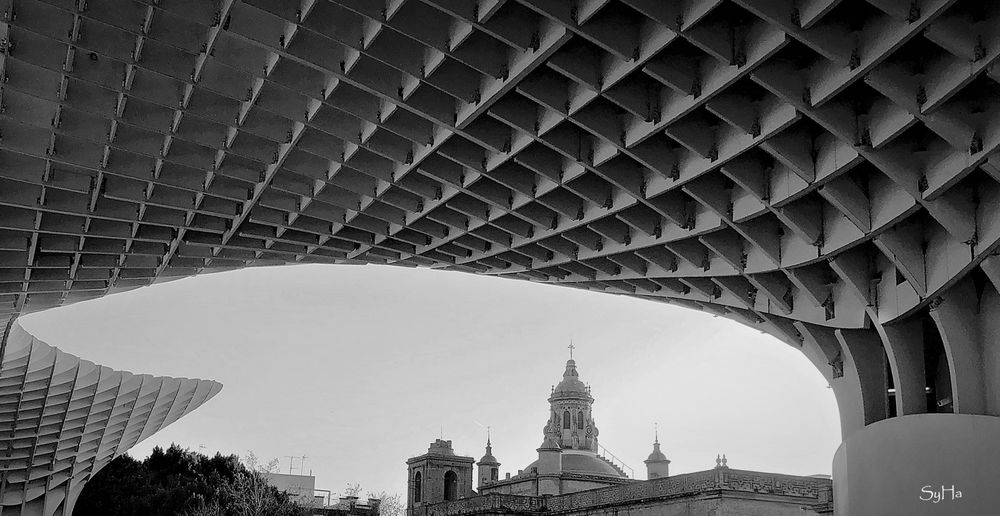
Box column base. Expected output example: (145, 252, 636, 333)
(833, 413, 1000, 515)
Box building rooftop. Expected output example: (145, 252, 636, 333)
(413, 467, 833, 516)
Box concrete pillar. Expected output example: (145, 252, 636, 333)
(833, 414, 1000, 515)
(832, 269, 1000, 515)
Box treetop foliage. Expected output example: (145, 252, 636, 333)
(74, 444, 304, 516)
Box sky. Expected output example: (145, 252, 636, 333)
(20, 263, 841, 499)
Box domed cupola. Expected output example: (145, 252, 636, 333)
(478, 440, 498, 465)
(513, 349, 628, 494)
(550, 359, 592, 400)
(644, 426, 670, 479)
(542, 346, 600, 452)
(476, 434, 501, 488)
(646, 442, 667, 462)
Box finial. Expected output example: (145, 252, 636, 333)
(487, 426, 491, 447)
(722, 454, 727, 467)
(654, 422, 659, 444)
(716, 454, 722, 467)
(568, 339, 575, 360)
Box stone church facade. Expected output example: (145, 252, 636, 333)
(406, 358, 833, 515)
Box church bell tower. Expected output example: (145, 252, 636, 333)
(406, 439, 474, 510)
(542, 345, 600, 451)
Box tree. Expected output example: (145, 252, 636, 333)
(75, 445, 304, 516)
(230, 453, 302, 516)
(183, 500, 224, 516)
(343, 483, 363, 497)
(367, 491, 404, 516)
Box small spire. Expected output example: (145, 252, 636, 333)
(654, 422, 659, 444)
(568, 340, 575, 360)
(479, 429, 499, 466)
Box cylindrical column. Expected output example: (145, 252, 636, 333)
(833, 413, 1000, 515)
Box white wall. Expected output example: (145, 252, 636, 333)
(263, 472, 317, 506)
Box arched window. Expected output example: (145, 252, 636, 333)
(562, 410, 571, 429)
(444, 470, 458, 501)
(577, 410, 584, 429)
(491, 468, 498, 481)
(413, 472, 422, 503)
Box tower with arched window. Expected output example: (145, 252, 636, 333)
(543, 358, 600, 452)
(405, 439, 474, 509)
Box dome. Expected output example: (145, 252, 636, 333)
(522, 450, 627, 478)
(646, 442, 668, 462)
(479, 441, 499, 465)
(551, 359, 591, 399)
(562, 451, 627, 476)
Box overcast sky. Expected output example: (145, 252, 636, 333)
(21, 264, 840, 498)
